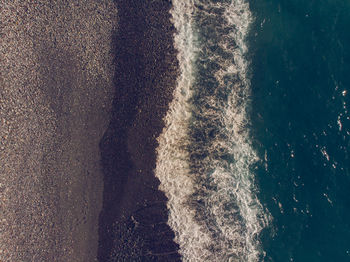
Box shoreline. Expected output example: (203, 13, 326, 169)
(97, 1, 181, 261)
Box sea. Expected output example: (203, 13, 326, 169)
(154, 0, 350, 261)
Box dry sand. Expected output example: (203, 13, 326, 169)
(1, 1, 118, 261)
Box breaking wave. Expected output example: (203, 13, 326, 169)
(155, 1, 270, 261)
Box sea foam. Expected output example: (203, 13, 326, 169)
(155, 1, 270, 261)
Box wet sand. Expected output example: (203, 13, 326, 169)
(1, 1, 117, 261)
(97, 1, 181, 261)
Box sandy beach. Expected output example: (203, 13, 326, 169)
(1, 1, 117, 261)
(1, 0, 180, 261)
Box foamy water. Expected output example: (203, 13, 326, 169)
(155, 0, 270, 261)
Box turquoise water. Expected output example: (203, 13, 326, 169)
(249, 0, 350, 261)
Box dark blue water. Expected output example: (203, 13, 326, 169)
(248, 0, 350, 261)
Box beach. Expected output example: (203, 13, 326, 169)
(97, 1, 181, 261)
(1, 0, 181, 261)
(2, 1, 348, 261)
(1, 1, 117, 261)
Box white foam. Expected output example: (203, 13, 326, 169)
(155, 1, 270, 261)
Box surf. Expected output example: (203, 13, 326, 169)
(155, 1, 270, 261)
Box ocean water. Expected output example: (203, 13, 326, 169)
(155, 0, 350, 261)
(249, 0, 350, 261)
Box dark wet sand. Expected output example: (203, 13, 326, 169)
(97, 1, 181, 261)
